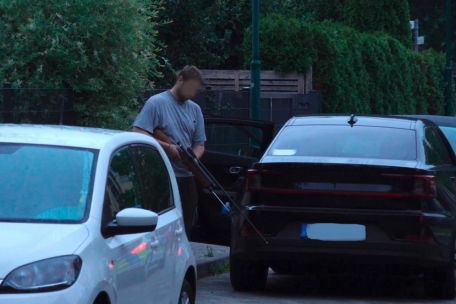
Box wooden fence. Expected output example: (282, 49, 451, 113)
(200, 68, 313, 94)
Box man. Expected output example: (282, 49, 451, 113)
(132, 65, 206, 239)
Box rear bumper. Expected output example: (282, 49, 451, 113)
(231, 207, 455, 268)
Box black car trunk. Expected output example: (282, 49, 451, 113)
(246, 162, 435, 211)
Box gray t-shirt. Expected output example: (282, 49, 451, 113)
(133, 90, 206, 177)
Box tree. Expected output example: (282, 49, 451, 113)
(244, 15, 447, 115)
(343, 0, 412, 47)
(0, 0, 165, 129)
(155, 0, 250, 86)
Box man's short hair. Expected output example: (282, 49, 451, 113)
(176, 65, 204, 85)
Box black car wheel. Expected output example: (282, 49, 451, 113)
(230, 253, 268, 292)
(424, 238, 455, 299)
(178, 279, 195, 304)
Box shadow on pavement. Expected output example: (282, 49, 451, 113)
(259, 270, 436, 301)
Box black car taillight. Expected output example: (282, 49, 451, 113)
(393, 216, 437, 243)
(247, 169, 437, 198)
(240, 223, 276, 237)
(245, 169, 287, 193)
(382, 174, 437, 198)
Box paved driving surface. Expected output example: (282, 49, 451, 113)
(197, 270, 455, 303)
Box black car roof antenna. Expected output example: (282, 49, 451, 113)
(177, 142, 269, 245)
(348, 114, 358, 127)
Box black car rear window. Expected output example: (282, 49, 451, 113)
(268, 125, 417, 160)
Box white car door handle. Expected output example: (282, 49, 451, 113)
(175, 228, 183, 236)
(150, 240, 159, 248)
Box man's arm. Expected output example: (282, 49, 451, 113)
(192, 106, 206, 159)
(132, 127, 180, 159)
(192, 145, 205, 159)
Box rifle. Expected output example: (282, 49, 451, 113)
(151, 128, 268, 244)
(152, 128, 215, 189)
(176, 142, 268, 245)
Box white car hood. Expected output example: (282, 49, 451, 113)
(0, 222, 89, 279)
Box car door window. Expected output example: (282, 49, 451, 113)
(424, 127, 453, 166)
(131, 145, 173, 213)
(439, 126, 456, 153)
(102, 147, 142, 227)
(205, 123, 264, 158)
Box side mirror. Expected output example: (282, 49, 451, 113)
(102, 208, 158, 238)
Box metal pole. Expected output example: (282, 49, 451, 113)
(250, 0, 261, 120)
(445, 0, 453, 116)
(414, 19, 419, 52)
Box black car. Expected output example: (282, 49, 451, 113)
(230, 115, 456, 299)
(399, 115, 456, 154)
(192, 116, 274, 244)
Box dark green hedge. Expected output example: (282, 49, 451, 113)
(0, 0, 165, 129)
(343, 0, 412, 47)
(244, 15, 450, 115)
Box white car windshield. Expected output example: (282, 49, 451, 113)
(0, 144, 97, 223)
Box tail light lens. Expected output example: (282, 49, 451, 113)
(383, 174, 436, 198)
(245, 169, 285, 192)
(405, 233, 435, 242)
(394, 217, 436, 243)
(413, 175, 437, 197)
(240, 226, 264, 236)
(247, 170, 437, 198)
(240, 224, 276, 237)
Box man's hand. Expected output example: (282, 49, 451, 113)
(165, 144, 182, 160)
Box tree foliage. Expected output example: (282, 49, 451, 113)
(244, 15, 449, 115)
(343, 0, 412, 47)
(0, 0, 165, 129)
(155, 0, 251, 86)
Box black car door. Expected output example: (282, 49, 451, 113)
(423, 126, 456, 215)
(197, 116, 274, 232)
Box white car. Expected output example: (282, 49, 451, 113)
(0, 125, 196, 304)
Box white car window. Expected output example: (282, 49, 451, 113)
(132, 145, 173, 213)
(102, 147, 142, 227)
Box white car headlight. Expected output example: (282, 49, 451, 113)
(1, 255, 82, 292)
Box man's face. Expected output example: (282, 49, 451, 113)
(177, 78, 202, 100)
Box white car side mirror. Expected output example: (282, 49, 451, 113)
(102, 208, 158, 238)
(116, 208, 159, 227)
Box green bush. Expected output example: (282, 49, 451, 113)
(343, 0, 412, 47)
(244, 15, 449, 115)
(0, 0, 165, 129)
(155, 0, 251, 86)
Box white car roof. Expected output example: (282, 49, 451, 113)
(0, 124, 127, 149)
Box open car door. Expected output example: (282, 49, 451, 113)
(196, 116, 274, 237)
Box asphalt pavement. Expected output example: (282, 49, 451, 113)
(197, 270, 455, 303)
(191, 242, 456, 303)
